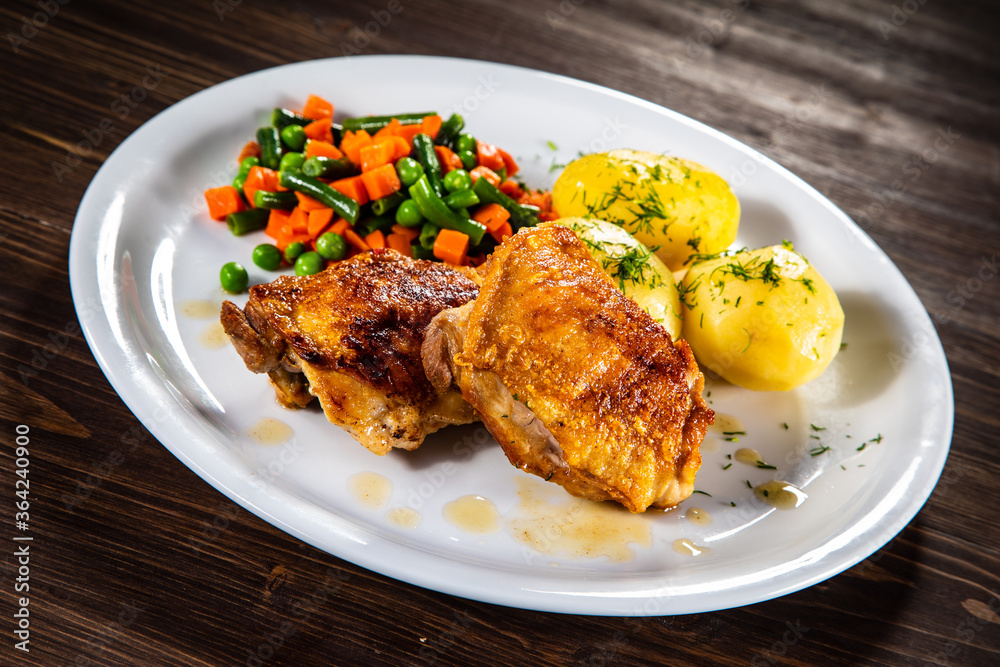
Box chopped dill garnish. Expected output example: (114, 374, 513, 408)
(692, 490, 712, 497)
(723, 431, 745, 436)
(723, 463, 732, 470)
(730, 501, 737, 507)
(781, 422, 789, 430)
(745, 480, 753, 489)
(755, 461, 777, 470)
(546, 140, 558, 151)
(725, 436, 739, 442)
(601, 245, 663, 292)
(810, 444, 831, 456)
(810, 424, 826, 432)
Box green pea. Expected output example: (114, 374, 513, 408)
(279, 151, 305, 172)
(457, 149, 477, 171)
(220, 261, 248, 294)
(395, 199, 424, 227)
(252, 243, 282, 270)
(284, 241, 306, 264)
(280, 124, 307, 151)
(316, 232, 347, 261)
(395, 157, 425, 187)
(294, 251, 324, 276)
(456, 134, 477, 154)
(443, 169, 472, 193)
(233, 156, 259, 191)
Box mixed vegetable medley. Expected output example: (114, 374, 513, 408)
(204, 94, 556, 292)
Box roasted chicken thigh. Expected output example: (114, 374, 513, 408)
(423, 225, 713, 512)
(221, 249, 480, 455)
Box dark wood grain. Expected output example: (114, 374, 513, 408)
(1, 0, 998, 665)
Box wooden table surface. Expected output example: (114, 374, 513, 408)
(2, 0, 998, 664)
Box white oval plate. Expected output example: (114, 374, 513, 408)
(69, 56, 953, 616)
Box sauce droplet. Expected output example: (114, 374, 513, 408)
(735, 447, 773, 468)
(754, 480, 808, 510)
(198, 320, 229, 349)
(508, 478, 652, 562)
(709, 413, 744, 434)
(685, 507, 712, 526)
(349, 472, 392, 510)
(246, 418, 293, 446)
(179, 299, 219, 319)
(443, 495, 500, 534)
(673, 538, 710, 557)
(386, 507, 421, 529)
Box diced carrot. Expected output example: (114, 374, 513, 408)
(243, 166, 279, 204)
(476, 141, 506, 172)
(303, 119, 333, 143)
(396, 123, 423, 144)
(433, 228, 469, 265)
(434, 145, 463, 174)
(490, 220, 513, 244)
(238, 141, 261, 162)
(360, 163, 401, 200)
(373, 118, 402, 141)
(497, 148, 519, 177)
(472, 202, 511, 233)
(294, 191, 329, 212)
(330, 175, 369, 205)
(469, 165, 501, 188)
(499, 179, 524, 198)
(265, 209, 292, 240)
(386, 232, 413, 257)
(204, 186, 245, 221)
(390, 224, 420, 242)
(421, 114, 442, 139)
(365, 229, 386, 250)
(518, 189, 553, 212)
(288, 207, 309, 233)
(301, 94, 334, 120)
(386, 136, 410, 161)
(539, 211, 561, 222)
(330, 218, 351, 236)
(343, 228, 370, 252)
(308, 208, 334, 238)
(304, 140, 344, 160)
(340, 129, 373, 166)
(359, 140, 396, 173)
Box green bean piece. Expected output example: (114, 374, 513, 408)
(394, 157, 425, 187)
(455, 134, 477, 154)
(232, 156, 260, 192)
(395, 200, 424, 227)
(302, 156, 356, 180)
(372, 191, 406, 217)
(271, 108, 312, 129)
(256, 127, 283, 169)
(342, 112, 436, 134)
(253, 190, 297, 210)
(226, 208, 269, 236)
(444, 189, 480, 211)
(355, 213, 396, 238)
(418, 222, 439, 250)
(279, 152, 306, 172)
(472, 178, 541, 230)
(315, 232, 347, 261)
(443, 169, 472, 193)
(284, 242, 306, 264)
(408, 175, 486, 245)
(434, 113, 465, 148)
(279, 169, 360, 223)
(457, 149, 478, 171)
(280, 124, 307, 151)
(294, 251, 324, 276)
(219, 262, 248, 294)
(411, 133, 445, 197)
(412, 245, 435, 260)
(252, 244, 283, 271)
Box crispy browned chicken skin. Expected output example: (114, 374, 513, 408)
(221, 249, 480, 455)
(423, 226, 713, 512)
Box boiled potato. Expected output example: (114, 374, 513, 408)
(680, 244, 844, 391)
(552, 149, 740, 271)
(551, 217, 683, 340)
